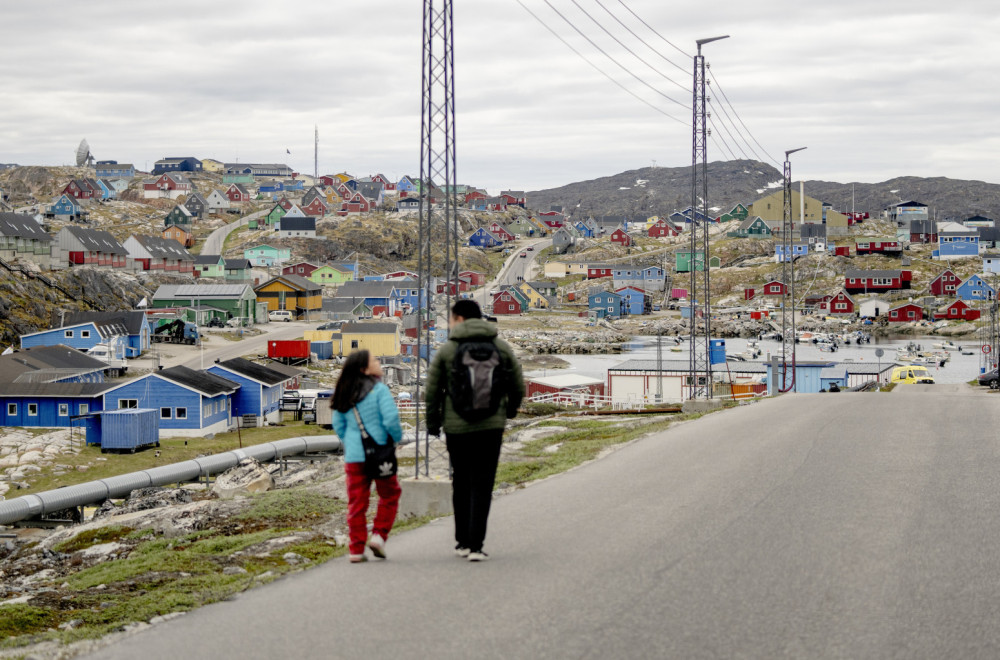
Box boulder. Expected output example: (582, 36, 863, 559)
(18, 451, 43, 465)
(212, 458, 274, 499)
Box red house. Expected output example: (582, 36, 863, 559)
(610, 228, 633, 247)
(845, 269, 912, 295)
(63, 179, 97, 200)
(144, 173, 192, 197)
(587, 264, 613, 279)
(833, 246, 851, 257)
(488, 222, 515, 242)
(648, 218, 680, 238)
(459, 270, 486, 286)
(491, 290, 522, 315)
(384, 270, 418, 280)
(538, 211, 565, 228)
(825, 290, 855, 315)
(761, 280, 786, 296)
(300, 197, 328, 217)
(371, 173, 396, 191)
(805, 294, 832, 310)
(277, 197, 293, 211)
(525, 374, 605, 405)
(855, 240, 902, 256)
(465, 190, 488, 205)
(226, 183, 250, 202)
(500, 191, 526, 207)
(282, 262, 320, 278)
(929, 269, 961, 297)
(933, 299, 981, 321)
(888, 303, 924, 323)
(337, 190, 373, 216)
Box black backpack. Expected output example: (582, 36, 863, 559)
(448, 339, 511, 422)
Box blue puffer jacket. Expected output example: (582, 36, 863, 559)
(332, 381, 403, 464)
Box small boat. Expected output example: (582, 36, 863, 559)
(669, 345, 683, 353)
(933, 340, 959, 351)
(895, 350, 915, 362)
(961, 348, 976, 356)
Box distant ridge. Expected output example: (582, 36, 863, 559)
(527, 159, 1000, 222)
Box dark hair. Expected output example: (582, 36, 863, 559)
(451, 299, 482, 320)
(332, 349, 371, 413)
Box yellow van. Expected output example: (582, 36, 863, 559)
(890, 365, 935, 384)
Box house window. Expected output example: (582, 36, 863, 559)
(351, 340, 359, 349)
(509, 305, 515, 311)
(161, 407, 172, 419)
(65, 330, 74, 338)
(7, 403, 16, 416)
(118, 399, 138, 409)
(27, 403, 38, 416)
(908, 311, 916, 318)
(176, 407, 187, 419)
(58, 403, 69, 416)
(79, 403, 89, 415)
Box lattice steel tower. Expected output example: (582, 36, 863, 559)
(688, 36, 727, 399)
(779, 147, 806, 393)
(414, 0, 459, 476)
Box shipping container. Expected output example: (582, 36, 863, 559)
(85, 408, 160, 452)
(310, 340, 334, 360)
(268, 340, 310, 359)
(304, 330, 335, 342)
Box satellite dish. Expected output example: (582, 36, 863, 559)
(75, 139, 94, 168)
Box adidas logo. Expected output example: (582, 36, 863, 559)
(378, 462, 394, 477)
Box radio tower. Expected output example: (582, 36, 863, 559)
(779, 147, 806, 393)
(414, 0, 458, 476)
(688, 36, 727, 399)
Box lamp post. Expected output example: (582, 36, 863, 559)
(780, 147, 806, 393)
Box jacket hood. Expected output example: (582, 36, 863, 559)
(449, 318, 499, 342)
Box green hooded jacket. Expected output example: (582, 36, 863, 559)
(424, 318, 525, 435)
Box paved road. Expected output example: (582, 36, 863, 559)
(200, 208, 266, 256)
(476, 237, 551, 309)
(90, 388, 1000, 659)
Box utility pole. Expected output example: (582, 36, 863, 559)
(314, 125, 318, 181)
(688, 35, 727, 400)
(780, 147, 806, 393)
(415, 0, 458, 477)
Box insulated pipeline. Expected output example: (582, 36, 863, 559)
(0, 435, 341, 526)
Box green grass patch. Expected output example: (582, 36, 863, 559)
(236, 489, 343, 524)
(0, 604, 62, 639)
(54, 525, 133, 553)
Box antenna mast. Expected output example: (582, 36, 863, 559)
(314, 125, 318, 181)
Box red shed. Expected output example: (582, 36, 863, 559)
(933, 300, 981, 321)
(610, 228, 633, 247)
(826, 290, 855, 315)
(268, 340, 310, 359)
(744, 287, 756, 301)
(761, 280, 786, 296)
(525, 374, 605, 405)
(833, 246, 851, 257)
(588, 265, 613, 279)
(459, 270, 486, 286)
(929, 269, 960, 297)
(491, 290, 522, 315)
(648, 218, 679, 238)
(888, 303, 924, 323)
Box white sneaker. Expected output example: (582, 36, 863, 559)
(455, 546, 471, 558)
(368, 534, 387, 559)
(467, 551, 489, 562)
(349, 553, 367, 563)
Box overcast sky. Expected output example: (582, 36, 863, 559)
(1, 1, 996, 193)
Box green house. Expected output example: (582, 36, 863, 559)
(194, 254, 225, 278)
(265, 203, 287, 227)
(726, 216, 774, 239)
(151, 284, 259, 323)
(506, 216, 535, 236)
(309, 264, 354, 286)
(223, 173, 255, 185)
(164, 205, 194, 228)
(675, 250, 707, 273)
(729, 203, 750, 221)
(244, 244, 291, 267)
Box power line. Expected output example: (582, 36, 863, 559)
(592, 0, 689, 76)
(708, 95, 769, 164)
(615, 0, 690, 58)
(514, 0, 688, 125)
(709, 70, 782, 167)
(567, 0, 688, 93)
(540, 0, 689, 110)
(708, 108, 752, 161)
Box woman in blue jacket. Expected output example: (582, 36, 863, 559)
(332, 350, 403, 563)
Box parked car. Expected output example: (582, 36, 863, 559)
(317, 321, 344, 331)
(269, 310, 293, 322)
(890, 365, 935, 385)
(207, 317, 224, 328)
(226, 317, 247, 328)
(978, 368, 999, 389)
(519, 252, 527, 258)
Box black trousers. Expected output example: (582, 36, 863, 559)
(446, 429, 504, 553)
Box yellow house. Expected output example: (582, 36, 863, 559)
(338, 322, 400, 357)
(201, 158, 225, 173)
(826, 209, 849, 236)
(322, 187, 342, 206)
(544, 262, 568, 279)
(516, 282, 549, 309)
(254, 274, 323, 320)
(749, 190, 822, 224)
(528, 216, 549, 236)
(566, 262, 588, 276)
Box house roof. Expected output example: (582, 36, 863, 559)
(195, 254, 224, 266)
(224, 258, 250, 270)
(61, 311, 148, 336)
(152, 284, 254, 300)
(257, 274, 319, 293)
(279, 216, 316, 231)
(0, 212, 52, 242)
(340, 322, 398, 334)
(156, 365, 239, 396)
(62, 226, 128, 255)
(130, 234, 195, 261)
(214, 357, 295, 387)
(334, 281, 397, 298)
(845, 269, 902, 278)
(0, 345, 109, 384)
(356, 182, 384, 200)
(527, 374, 603, 388)
(322, 298, 370, 313)
(0, 381, 116, 397)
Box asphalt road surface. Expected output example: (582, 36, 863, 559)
(476, 238, 551, 309)
(89, 387, 1000, 659)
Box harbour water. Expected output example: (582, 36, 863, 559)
(525, 335, 991, 385)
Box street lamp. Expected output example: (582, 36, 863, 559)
(779, 147, 806, 393)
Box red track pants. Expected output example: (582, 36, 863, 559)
(345, 462, 402, 556)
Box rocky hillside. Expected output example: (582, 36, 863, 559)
(527, 159, 1000, 221)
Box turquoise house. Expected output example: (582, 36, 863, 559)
(244, 244, 291, 267)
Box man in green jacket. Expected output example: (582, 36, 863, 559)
(425, 299, 524, 562)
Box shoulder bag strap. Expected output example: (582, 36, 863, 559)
(351, 406, 369, 437)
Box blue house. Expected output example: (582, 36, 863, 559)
(152, 157, 203, 175)
(385, 278, 428, 311)
(284, 179, 304, 192)
(575, 220, 595, 238)
(61, 311, 151, 358)
(589, 290, 622, 319)
(469, 198, 488, 211)
(258, 181, 284, 194)
(206, 357, 297, 427)
(102, 365, 238, 437)
(615, 286, 648, 316)
(95, 162, 136, 179)
(46, 194, 85, 220)
(933, 223, 980, 260)
(334, 281, 399, 316)
(20, 319, 128, 354)
(95, 179, 116, 200)
(775, 243, 810, 262)
(956, 274, 996, 301)
(613, 266, 666, 292)
(397, 176, 418, 195)
(765, 361, 836, 395)
(467, 227, 504, 248)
